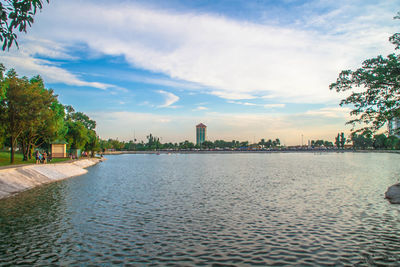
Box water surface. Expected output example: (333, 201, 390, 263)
(1, 152, 400, 265)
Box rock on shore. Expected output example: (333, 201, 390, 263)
(385, 183, 400, 204)
(0, 158, 104, 200)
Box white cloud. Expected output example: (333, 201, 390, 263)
(22, 0, 397, 103)
(228, 101, 285, 108)
(0, 40, 115, 90)
(264, 104, 285, 108)
(304, 107, 352, 118)
(1, 54, 113, 90)
(193, 106, 208, 111)
(157, 90, 180, 108)
(21, 36, 77, 60)
(228, 100, 257, 106)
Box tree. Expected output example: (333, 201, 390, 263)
(85, 129, 100, 157)
(239, 141, 249, 148)
(201, 140, 214, 149)
(0, 0, 49, 50)
(351, 132, 373, 150)
(271, 138, 280, 147)
(64, 107, 97, 152)
(385, 135, 400, 150)
(146, 133, 161, 150)
(266, 139, 272, 148)
(68, 111, 96, 130)
(324, 141, 334, 147)
(18, 77, 60, 161)
(64, 120, 88, 150)
(340, 132, 346, 149)
(335, 134, 340, 148)
(0, 69, 40, 163)
(373, 134, 387, 149)
(330, 13, 400, 134)
(0, 63, 6, 147)
(179, 140, 194, 150)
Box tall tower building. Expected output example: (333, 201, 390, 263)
(196, 123, 207, 146)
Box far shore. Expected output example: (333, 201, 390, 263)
(103, 149, 400, 155)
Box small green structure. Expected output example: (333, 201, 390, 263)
(51, 140, 68, 158)
(69, 149, 81, 159)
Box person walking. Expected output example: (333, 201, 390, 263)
(35, 150, 40, 164)
(43, 152, 47, 164)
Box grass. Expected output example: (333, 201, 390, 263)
(0, 151, 70, 167)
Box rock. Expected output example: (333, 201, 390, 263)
(385, 183, 400, 204)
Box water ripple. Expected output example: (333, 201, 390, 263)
(1, 153, 400, 265)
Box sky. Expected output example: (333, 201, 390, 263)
(0, 0, 399, 145)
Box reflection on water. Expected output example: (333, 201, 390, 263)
(1, 152, 400, 265)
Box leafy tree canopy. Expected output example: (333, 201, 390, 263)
(0, 0, 49, 50)
(0, 67, 62, 162)
(330, 12, 400, 135)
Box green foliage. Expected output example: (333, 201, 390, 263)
(98, 136, 286, 151)
(258, 138, 280, 148)
(146, 133, 161, 150)
(330, 13, 400, 134)
(179, 140, 195, 150)
(334, 133, 346, 149)
(85, 129, 100, 156)
(310, 139, 334, 148)
(67, 111, 96, 130)
(385, 135, 400, 150)
(340, 133, 346, 148)
(64, 106, 98, 152)
(0, 0, 49, 50)
(65, 120, 88, 150)
(390, 12, 400, 49)
(201, 140, 214, 149)
(0, 69, 36, 162)
(335, 134, 340, 148)
(348, 131, 400, 150)
(351, 131, 374, 150)
(373, 134, 387, 149)
(0, 64, 100, 163)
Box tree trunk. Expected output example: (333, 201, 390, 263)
(28, 144, 33, 160)
(21, 139, 28, 161)
(10, 135, 15, 164)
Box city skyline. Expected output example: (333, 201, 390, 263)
(0, 0, 398, 145)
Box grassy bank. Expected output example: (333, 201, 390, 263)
(0, 151, 70, 167)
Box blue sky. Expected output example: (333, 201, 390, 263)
(0, 0, 398, 145)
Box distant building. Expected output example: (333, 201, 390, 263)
(196, 123, 207, 146)
(388, 118, 400, 138)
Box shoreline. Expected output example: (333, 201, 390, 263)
(103, 149, 400, 155)
(0, 158, 105, 200)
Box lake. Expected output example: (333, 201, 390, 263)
(1, 152, 400, 265)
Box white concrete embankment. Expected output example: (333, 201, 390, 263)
(0, 158, 104, 200)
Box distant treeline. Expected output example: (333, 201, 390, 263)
(99, 136, 335, 151)
(0, 64, 100, 163)
(99, 135, 284, 151)
(351, 132, 400, 150)
(100, 133, 400, 152)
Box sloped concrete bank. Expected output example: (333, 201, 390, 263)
(0, 158, 104, 200)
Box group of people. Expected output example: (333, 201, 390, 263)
(35, 150, 50, 164)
